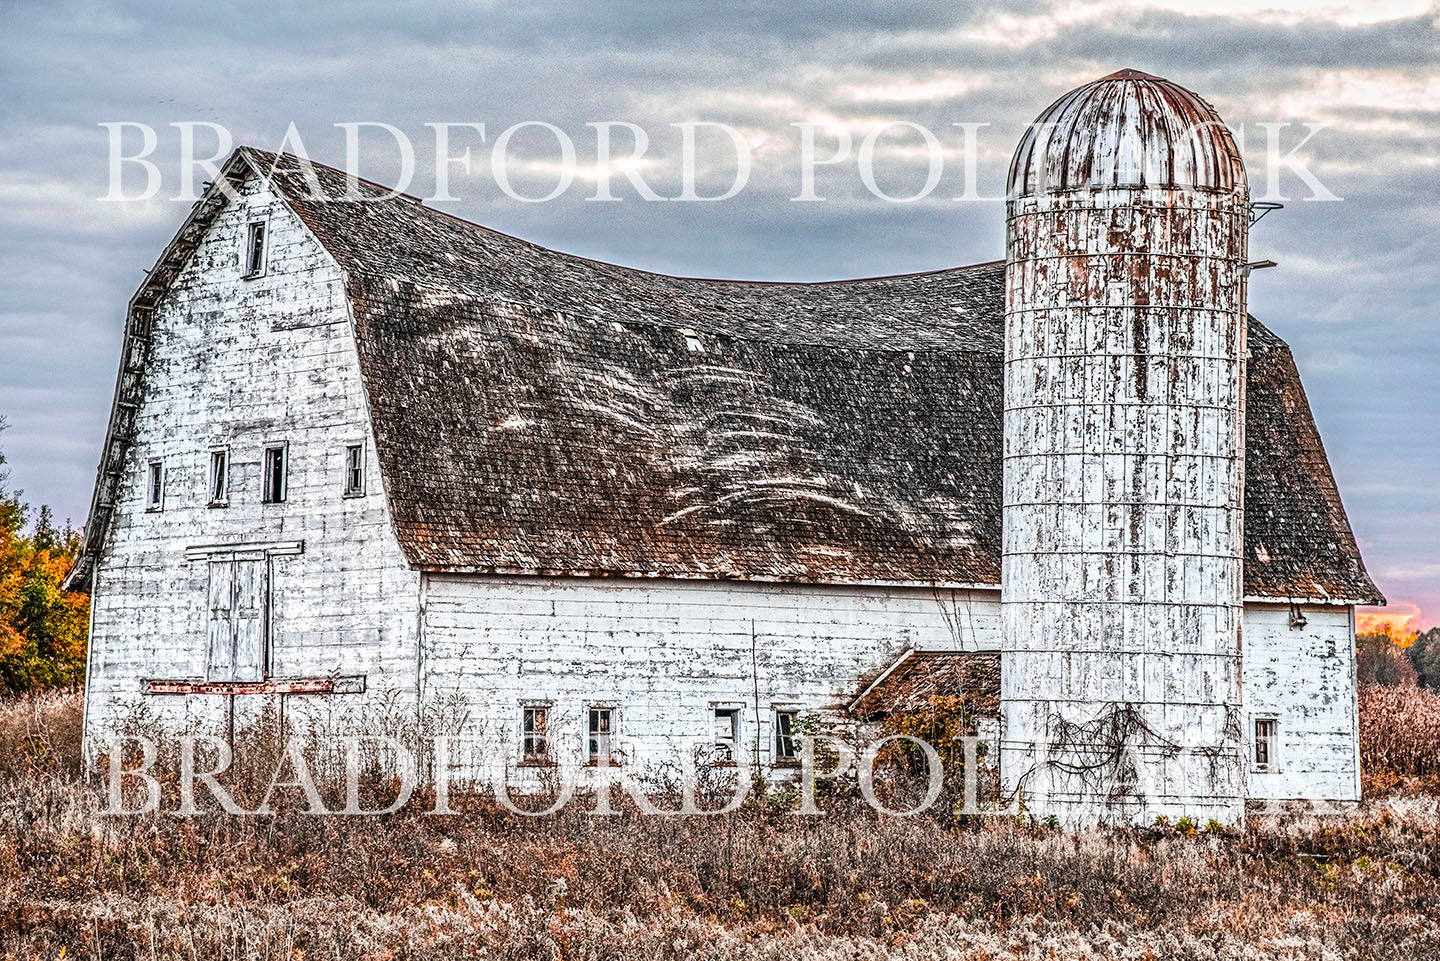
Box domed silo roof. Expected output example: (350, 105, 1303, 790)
(1007, 69, 1247, 197)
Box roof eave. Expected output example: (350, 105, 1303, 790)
(63, 149, 261, 593)
(1241, 594, 1384, 608)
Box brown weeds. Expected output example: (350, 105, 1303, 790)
(2, 693, 1439, 960)
(1360, 682, 1440, 780)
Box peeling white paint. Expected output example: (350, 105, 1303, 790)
(79, 128, 1362, 816)
(84, 175, 420, 744)
(1001, 73, 1253, 825)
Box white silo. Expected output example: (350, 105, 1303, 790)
(1001, 69, 1251, 825)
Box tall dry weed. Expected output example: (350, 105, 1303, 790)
(1359, 682, 1440, 778)
(3, 692, 1440, 960)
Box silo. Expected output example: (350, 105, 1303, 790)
(1001, 70, 1250, 824)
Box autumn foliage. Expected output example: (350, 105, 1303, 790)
(0, 419, 89, 693)
(1356, 621, 1440, 792)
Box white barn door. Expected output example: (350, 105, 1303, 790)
(206, 556, 268, 682)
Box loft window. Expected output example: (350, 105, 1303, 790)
(522, 706, 550, 763)
(243, 221, 267, 277)
(145, 459, 164, 511)
(343, 444, 365, 497)
(774, 710, 798, 761)
(588, 707, 615, 764)
(713, 707, 740, 762)
(262, 445, 287, 503)
(681, 329, 704, 353)
(208, 449, 229, 506)
(1254, 718, 1278, 770)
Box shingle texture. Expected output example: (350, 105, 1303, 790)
(68, 148, 1382, 603)
(1241, 323, 1379, 602)
(850, 651, 1003, 718)
(257, 148, 1378, 602)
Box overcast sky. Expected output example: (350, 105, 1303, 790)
(1, 0, 1435, 627)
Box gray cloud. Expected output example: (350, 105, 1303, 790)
(1, 0, 1435, 620)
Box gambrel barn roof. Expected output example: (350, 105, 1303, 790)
(67, 148, 1382, 604)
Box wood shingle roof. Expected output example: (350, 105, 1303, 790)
(66, 148, 1383, 605)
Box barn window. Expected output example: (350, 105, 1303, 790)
(522, 706, 550, 763)
(262, 445, 287, 503)
(1254, 718, 1278, 770)
(243, 221, 267, 278)
(587, 707, 615, 763)
(774, 710, 798, 761)
(145, 459, 164, 511)
(343, 444, 365, 497)
(208, 449, 229, 506)
(713, 706, 740, 762)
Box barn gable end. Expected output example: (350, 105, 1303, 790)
(80, 158, 421, 735)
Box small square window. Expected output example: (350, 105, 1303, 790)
(522, 706, 550, 763)
(588, 707, 616, 763)
(145, 459, 164, 511)
(208, 449, 229, 506)
(243, 221, 267, 278)
(713, 707, 740, 762)
(343, 444, 365, 497)
(263, 445, 287, 503)
(774, 710, 798, 761)
(1254, 718, 1278, 770)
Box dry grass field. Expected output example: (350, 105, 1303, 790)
(3, 692, 1439, 960)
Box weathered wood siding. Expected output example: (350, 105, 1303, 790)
(85, 173, 420, 742)
(419, 574, 1000, 779)
(416, 575, 1356, 800)
(75, 144, 1361, 814)
(1242, 604, 1361, 804)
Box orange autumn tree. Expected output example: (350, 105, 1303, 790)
(0, 418, 89, 692)
(1355, 619, 1422, 688)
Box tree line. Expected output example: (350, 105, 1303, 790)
(0, 418, 88, 693)
(1357, 622, 1440, 689)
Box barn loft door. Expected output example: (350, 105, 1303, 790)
(206, 556, 267, 682)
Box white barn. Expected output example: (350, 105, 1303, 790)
(68, 71, 1381, 822)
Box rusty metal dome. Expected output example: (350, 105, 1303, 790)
(1007, 69, 1247, 197)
